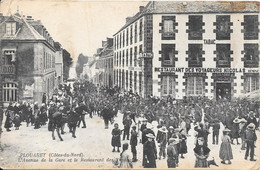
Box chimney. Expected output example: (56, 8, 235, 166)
(139, 6, 144, 12)
(26, 16, 33, 21)
(126, 17, 132, 23)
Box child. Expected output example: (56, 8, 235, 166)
(13, 113, 21, 130)
(244, 123, 257, 161)
(111, 123, 121, 152)
(219, 128, 233, 164)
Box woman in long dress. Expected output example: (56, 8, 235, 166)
(219, 128, 233, 164)
(111, 123, 121, 152)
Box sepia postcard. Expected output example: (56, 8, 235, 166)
(0, 0, 260, 169)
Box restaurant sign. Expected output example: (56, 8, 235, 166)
(154, 67, 258, 73)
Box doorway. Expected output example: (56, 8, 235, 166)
(216, 83, 231, 101)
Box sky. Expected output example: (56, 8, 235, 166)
(0, 0, 148, 60)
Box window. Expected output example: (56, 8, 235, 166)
(134, 71, 137, 92)
(130, 71, 133, 89)
(161, 76, 175, 96)
(134, 46, 137, 66)
(139, 19, 143, 41)
(119, 33, 122, 49)
(162, 44, 176, 67)
(122, 50, 125, 67)
(216, 44, 231, 67)
(162, 16, 177, 40)
(187, 76, 203, 96)
(244, 44, 259, 68)
(134, 22, 138, 43)
(126, 49, 128, 66)
(2, 83, 18, 102)
(117, 35, 119, 49)
(123, 31, 125, 47)
(187, 44, 203, 67)
(244, 75, 259, 93)
(114, 37, 116, 50)
(3, 50, 15, 65)
(116, 52, 118, 66)
(119, 51, 121, 67)
(6, 22, 16, 36)
(243, 15, 259, 40)
(130, 48, 133, 66)
(215, 15, 232, 40)
(126, 28, 129, 46)
(187, 15, 204, 40)
(139, 72, 142, 94)
(130, 25, 133, 45)
(119, 69, 121, 88)
(126, 70, 128, 89)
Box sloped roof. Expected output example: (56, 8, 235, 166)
(2, 15, 45, 40)
(114, 1, 259, 35)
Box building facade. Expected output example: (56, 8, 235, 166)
(96, 38, 114, 88)
(113, 1, 259, 100)
(0, 13, 63, 107)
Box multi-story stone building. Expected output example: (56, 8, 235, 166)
(96, 38, 114, 88)
(0, 12, 62, 106)
(113, 1, 259, 100)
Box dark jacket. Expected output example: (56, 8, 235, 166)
(130, 129, 138, 146)
(245, 129, 257, 141)
(143, 140, 157, 168)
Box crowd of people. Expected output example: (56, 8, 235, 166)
(0, 79, 259, 168)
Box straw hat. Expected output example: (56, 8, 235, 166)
(146, 133, 155, 139)
(223, 128, 231, 132)
(146, 123, 154, 129)
(169, 126, 174, 129)
(247, 123, 255, 130)
(233, 118, 240, 124)
(159, 126, 167, 133)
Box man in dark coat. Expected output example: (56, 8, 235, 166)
(123, 114, 132, 140)
(75, 102, 88, 128)
(101, 104, 111, 129)
(244, 123, 257, 161)
(143, 133, 157, 168)
(0, 106, 3, 133)
(130, 125, 138, 162)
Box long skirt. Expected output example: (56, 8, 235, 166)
(195, 158, 208, 168)
(219, 142, 233, 160)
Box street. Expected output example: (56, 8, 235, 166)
(0, 111, 259, 169)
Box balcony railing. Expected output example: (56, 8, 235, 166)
(0, 65, 16, 74)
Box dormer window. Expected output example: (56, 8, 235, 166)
(6, 22, 16, 36)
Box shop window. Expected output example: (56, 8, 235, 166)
(162, 16, 177, 40)
(216, 44, 231, 67)
(187, 76, 203, 96)
(243, 44, 259, 68)
(3, 83, 18, 102)
(161, 76, 175, 96)
(242, 15, 259, 40)
(162, 44, 176, 67)
(215, 15, 232, 40)
(187, 15, 204, 40)
(244, 75, 259, 93)
(187, 44, 203, 67)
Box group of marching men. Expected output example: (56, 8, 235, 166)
(0, 79, 259, 168)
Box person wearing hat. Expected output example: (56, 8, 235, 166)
(130, 125, 138, 162)
(123, 115, 132, 140)
(167, 138, 178, 168)
(157, 126, 167, 160)
(194, 137, 211, 168)
(118, 143, 133, 168)
(246, 111, 257, 128)
(239, 118, 247, 150)
(231, 117, 240, 145)
(244, 123, 257, 161)
(219, 128, 233, 164)
(111, 123, 122, 152)
(143, 133, 157, 168)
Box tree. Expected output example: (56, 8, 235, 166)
(75, 53, 89, 78)
(63, 49, 73, 80)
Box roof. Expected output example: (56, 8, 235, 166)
(2, 14, 45, 40)
(114, 1, 259, 35)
